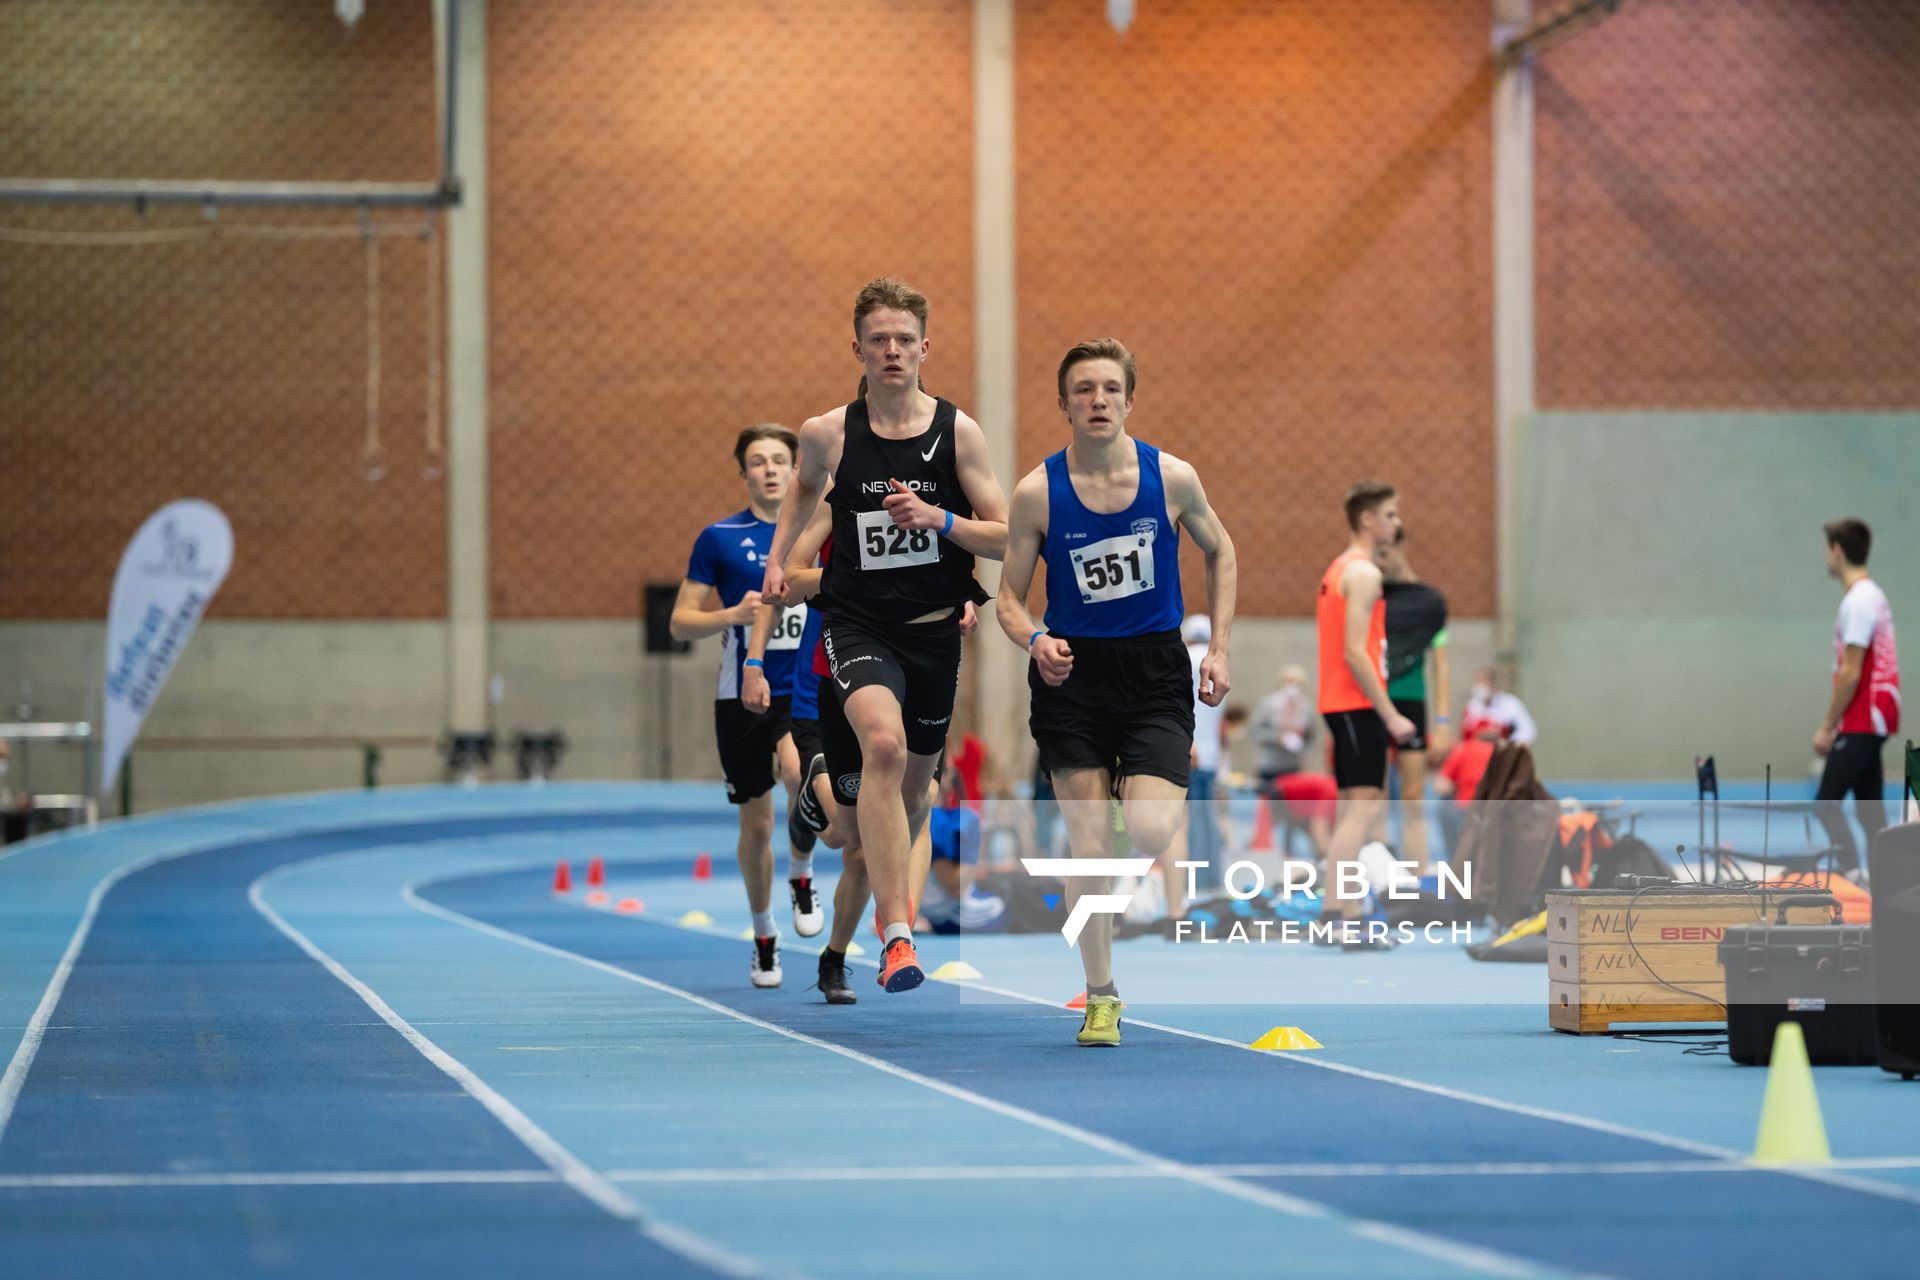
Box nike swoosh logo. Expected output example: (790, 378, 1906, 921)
(920, 435, 941, 462)
(835, 676, 851, 690)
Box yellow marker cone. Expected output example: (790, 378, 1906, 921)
(678, 910, 714, 927)
(930, 960, 982, 981)
(845, 941, 866, 956)
(1250, 1026, 1322, 1051)
(737, 927, 756, 940)
(1753, 1021, 1831, 1164)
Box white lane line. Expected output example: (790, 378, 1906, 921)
(0, 849, 204, 1151)
(12, 1154, 1920, 1192)
(249, 864, 768, 1280)
(576, 895, 1920, 1212)
(405, 883, 1587, 1280)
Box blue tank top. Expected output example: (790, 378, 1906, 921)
(1041, 439, 1184, 638)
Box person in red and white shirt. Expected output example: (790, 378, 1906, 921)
(1814, 518, 1899, 874)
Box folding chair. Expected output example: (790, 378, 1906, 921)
(1694, 754, 1842, 884)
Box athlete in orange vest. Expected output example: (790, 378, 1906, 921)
(1315, 481, 1416, 930)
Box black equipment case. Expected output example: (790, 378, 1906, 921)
(1718, 925, 1878, 1066)
(1870, 820, 1920, 1080)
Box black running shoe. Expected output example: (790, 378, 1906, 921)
(792, 754, 830, 840)
(816, 949, 857, 1005)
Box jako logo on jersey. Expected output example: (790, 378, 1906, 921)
(861, 479, 937, 495)
(1020, 858, 1154, 947)
(1131, 517, 1158, 540)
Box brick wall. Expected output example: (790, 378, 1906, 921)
(0, 1, 443, 618)
(1537, 0, 1920, 408)
(487, 0, 975, 617)
(9, 1, 1911, 626)
(1015, 0, 1497, 618)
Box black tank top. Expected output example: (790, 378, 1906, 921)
(820, 396, 984, 624)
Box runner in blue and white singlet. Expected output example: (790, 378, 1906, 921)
(996, 338, 1239, 1047)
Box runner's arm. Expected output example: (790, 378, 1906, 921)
(1340, 558, 1400, 723)
(670, 578, 757, 642)
(766, 415, 836, 600)
(995, 468, 1072, 685)
(1166, 456, 1235, 705)
(782, 498, 834, 604)
(947, 412, 1010, 560)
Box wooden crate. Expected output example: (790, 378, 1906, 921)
(1544, 890, 1834, 1034)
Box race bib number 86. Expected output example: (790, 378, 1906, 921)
(857, 509, 938, 572)
(1070, 531, 1154, 604)
(767, 603, 809, 651)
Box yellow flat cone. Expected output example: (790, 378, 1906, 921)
(1251, 1026, 1322, 1051)
(845, 941, 866, 956)
(737, 927, 756, 939)
(678, 910, 714, 927)
(930, 960, 983, 980)
(1754, 1021, 1831, 1164)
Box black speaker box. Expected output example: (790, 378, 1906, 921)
(643, 582, 691, 654)
(1869, 821, 1920, 1079)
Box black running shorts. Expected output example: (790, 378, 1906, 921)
(712, 695, 791, 805)
(1391, 697, 1429, 753)
(789, 717, 823, 772)
(820, 611, 962, 758)
(819, 678, 945, 808)
(1029, 630, 1193, 789)
(1324, 708, 1390, 791)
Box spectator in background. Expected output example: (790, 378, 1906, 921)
(1432, 712, 1499, 857)
(1377, 530, 1451, 874)
(1813, 518, 1899, 876)
(918, 776, 1009, 934)
(1183, 614, 1226, 882)
(1251, 664, 1313, 785)
(1464, 666, 1536, 747)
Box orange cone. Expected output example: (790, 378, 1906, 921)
(692, 851, 713, 881)
(552, 861, 572, 893)
(616, 898, 644, 913)
(585, 890, 609, 906)
(587, 856, 605, 888)
(1066, 992, 1087, 1010)
(1250, 794, 1276, 853)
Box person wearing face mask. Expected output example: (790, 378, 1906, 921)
(1462, 666, 1536, 748)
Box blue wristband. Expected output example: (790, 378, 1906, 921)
(743, 658, 764, 670)
(942, 509, 955, 537)
(1027, 629, 1045, 651)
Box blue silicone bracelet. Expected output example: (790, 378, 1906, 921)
(942, 509, 955, 537)
(743, 658, 764, 669)
(1027, 629, 1044, 651)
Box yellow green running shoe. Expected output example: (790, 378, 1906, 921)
(1076, 994, 1123, 1047)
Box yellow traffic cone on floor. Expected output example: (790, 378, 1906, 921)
(1753, 1021, 1831, 1165)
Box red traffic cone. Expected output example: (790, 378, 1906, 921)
(587, 855, 605, 887)
(552, 861, 572, 893)
(692, 851, 713, 881)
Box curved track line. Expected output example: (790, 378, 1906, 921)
(404, 880, 1596, 1280)
(247, 857, 770, 1280)
(0, 848, 201, 1150)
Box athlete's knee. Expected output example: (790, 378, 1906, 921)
(1125, 805, 1183, 854)
(861, 729, 909, 774)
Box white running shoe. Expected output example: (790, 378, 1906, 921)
(750, 934, 782, 988)
(789, 877, 825, 938)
